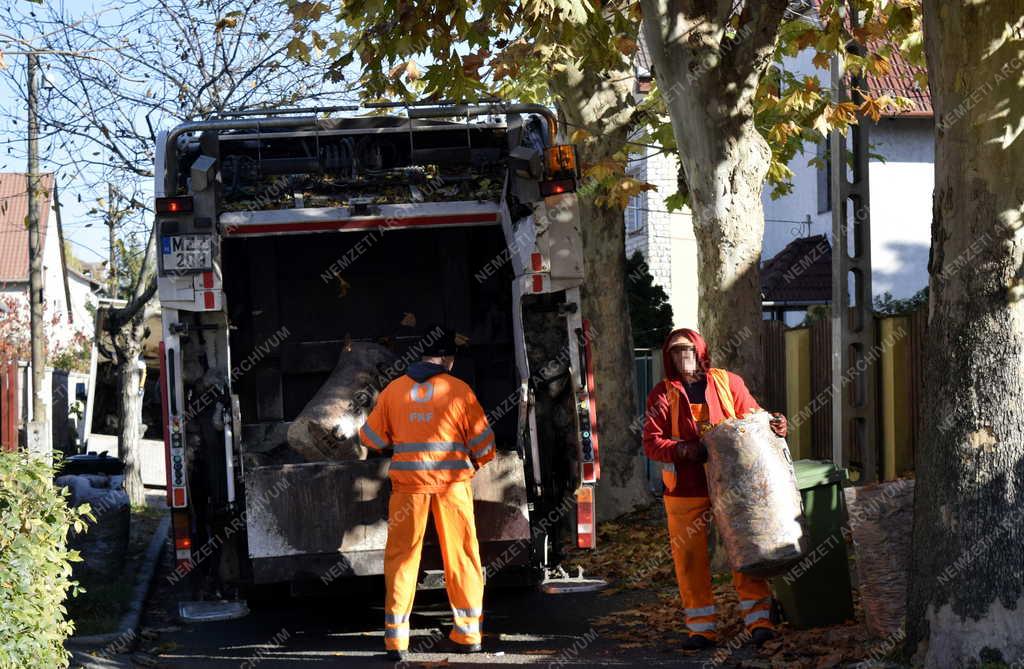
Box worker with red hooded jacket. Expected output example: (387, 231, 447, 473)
(642, 328, 788, 649)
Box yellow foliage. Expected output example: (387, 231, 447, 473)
(584, 158, 621, 182)
(597, 177, 656, 210)
(825, 101, 859, 127)
(614, 36, 638, 56)
(859, 95, 894, 122)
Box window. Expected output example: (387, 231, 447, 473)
(625, 150, 648, 234)
(817, 135, 832, 214)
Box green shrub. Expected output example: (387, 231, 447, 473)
(0, 451, 90, 669)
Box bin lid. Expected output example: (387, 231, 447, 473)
(793, 459, 847, 489)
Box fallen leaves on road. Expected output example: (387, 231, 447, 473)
(564, 502, 674, 595)
(563, 502, 898, 667)
(754, 619, 893, 669)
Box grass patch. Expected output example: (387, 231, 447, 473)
(66, 502, 166, 637)
(67, 579, 134, 636)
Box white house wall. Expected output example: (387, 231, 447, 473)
(761, 51, 934, 301)
(762, 49, 835, 261)
(866, 118, 933, 298)
(627, 147, 699, 329)
(628, 48, 934, 335)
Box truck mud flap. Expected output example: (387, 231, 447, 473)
(246, 451, 531, 583)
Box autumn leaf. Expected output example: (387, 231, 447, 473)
(286, 37, 311, 62)
(794, 29, 818, 51)
(825, 102, 859, 127)
(583, 158, 621, 182)
(859, 95, 894, 122)
(614, 36, 638, 56)
(289, 1, 330, 22)
(867, 53, 891, 77)
(214, 16, 237, 32)
(602, 176, 656, 210)
(812, 51, 832, 70)
(812, 111, 830, 138)
(461, 51, 486, 79)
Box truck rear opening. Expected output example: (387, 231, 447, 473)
(221, 221, 527, 582)
(155, 104, 599, 595)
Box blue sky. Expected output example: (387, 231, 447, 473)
(1, 0, 122, 263)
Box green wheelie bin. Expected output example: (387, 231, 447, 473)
(770, 459, 855, 628)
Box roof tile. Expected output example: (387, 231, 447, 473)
(0, 172, 54, 283)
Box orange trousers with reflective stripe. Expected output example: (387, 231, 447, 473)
(384, 480, 484, 651)
(664, 496, 774, 641)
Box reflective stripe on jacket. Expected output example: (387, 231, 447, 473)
(359, 373, 495, 493)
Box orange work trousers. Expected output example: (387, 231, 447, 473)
(383, 480, 484, 651)
(664, 495, 774, 641)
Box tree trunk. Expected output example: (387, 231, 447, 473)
(110, 234, 157, 508)
(551, 65, 652, 520)
(639, 1, 787, 398)
(906, 3, 1024, 665)
(117, 320, 146, 506)
(686, 120, 769, 398)
(578, 196, 652, 519)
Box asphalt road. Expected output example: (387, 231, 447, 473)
(131, 558, 748, 668)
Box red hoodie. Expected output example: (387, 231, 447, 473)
(642, 328, 761, 497)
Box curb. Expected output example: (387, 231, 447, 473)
(67, 513, 170, 651)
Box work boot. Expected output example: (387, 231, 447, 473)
(750, 627, 777, 647)
(385, 649, 407, 662)
(680, 634, 715, 650)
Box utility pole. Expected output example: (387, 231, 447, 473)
(107, 183, 119, 299)
(830, 2, 878, 482)
(26, 52, 49, 454)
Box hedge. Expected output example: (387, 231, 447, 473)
(0, 451, 90, 669)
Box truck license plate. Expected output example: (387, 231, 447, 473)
(162, 234, 212, 272)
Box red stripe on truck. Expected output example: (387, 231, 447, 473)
(222, 213, 499, 236)
(159, 342, 173, 506)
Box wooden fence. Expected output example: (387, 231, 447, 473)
(633, 308, 925, 480)
(766, 308, 926, 479)
(1, 362, 17, 452)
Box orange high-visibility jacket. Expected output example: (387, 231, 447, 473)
(359, 365, 496, 493)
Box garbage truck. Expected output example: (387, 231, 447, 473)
(154, 102, 601, 597)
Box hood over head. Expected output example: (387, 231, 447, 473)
(406, 361, 449, 383)
(661, 328, 711, 383)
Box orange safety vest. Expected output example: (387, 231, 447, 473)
(662, 369, 738, 490)
(359, 373, 496, 493)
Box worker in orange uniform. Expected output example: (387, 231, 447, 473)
(359, 328, 495, 661)
(643, 328, 788, 650)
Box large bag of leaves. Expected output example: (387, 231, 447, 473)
(56, 472, 130, 584)
(703, 411, 805, 576)
(843, 478, 914, 638)
(287, 342, 398, 461)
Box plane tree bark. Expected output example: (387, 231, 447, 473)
(906, 1, 1024, 664)
(638, 0, 789, 396)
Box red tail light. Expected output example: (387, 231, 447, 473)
(172, 510, 192, 560)
(156, 196, 194, 214)
(577, 485, 596, 549)
(540, 178, 576, 197)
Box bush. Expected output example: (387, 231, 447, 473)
(0, 452, 90, 669)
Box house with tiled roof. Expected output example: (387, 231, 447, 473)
(627, 22, 935, 329)
(760, 45, 933, 325)
(0, 172, 98, 361)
